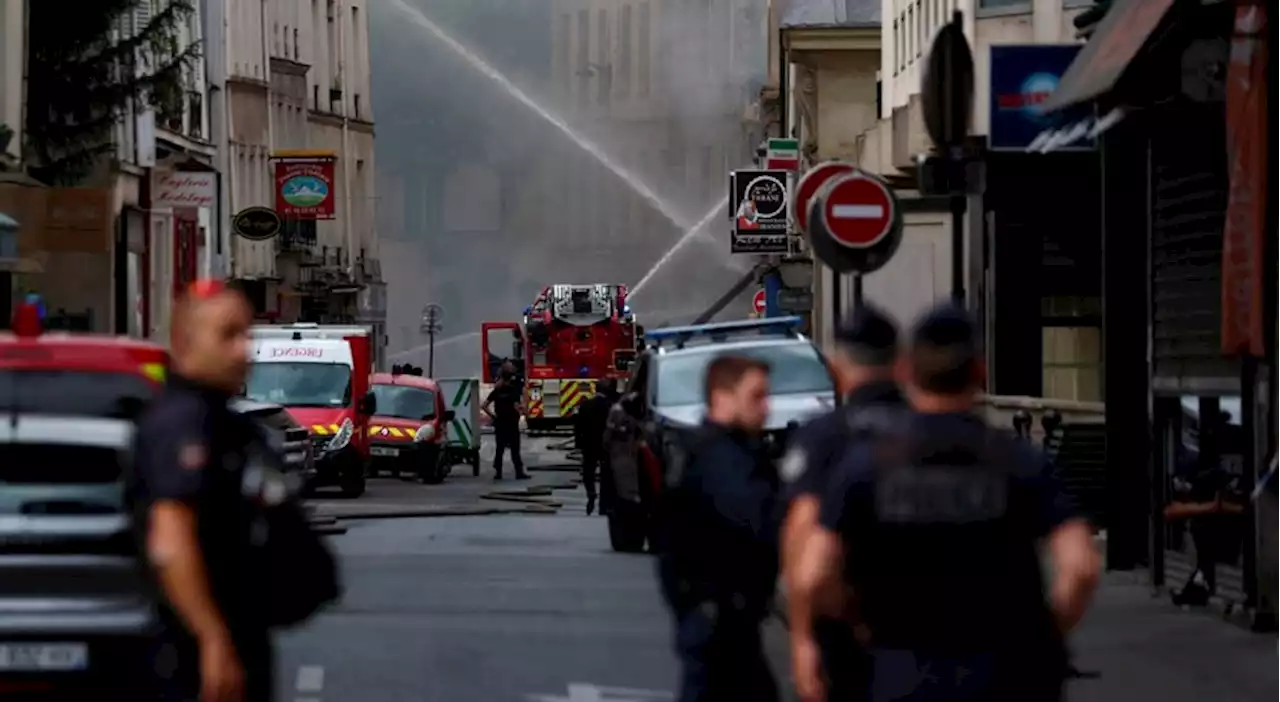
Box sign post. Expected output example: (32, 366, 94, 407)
(420, 303, 445, 377)
(920, 10, 976, 304)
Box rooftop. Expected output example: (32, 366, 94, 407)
(779, 0, 881, 29)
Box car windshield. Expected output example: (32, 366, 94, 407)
(654, 343, 833, 407)
(371, 384, 436, 420)
(244, 362, 352, 407)
(0, 442, 125, 516)
(0, 370, 157, 419)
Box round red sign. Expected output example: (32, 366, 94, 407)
(752, 289, 767, 314)
(820, 173, 896, 249)
(791, 162, 856, 236)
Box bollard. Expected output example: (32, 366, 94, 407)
(1012, 409, 1033, 440)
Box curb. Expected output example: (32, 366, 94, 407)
(314, 503, 563, 521)
(480, 493, 564, 508)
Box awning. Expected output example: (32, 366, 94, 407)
(1026, 108, 1127, 153)
(1040, 0, 1178, 114)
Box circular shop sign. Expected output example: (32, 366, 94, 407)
(233, 207, 283, 242)
(740, 173, 788, 220)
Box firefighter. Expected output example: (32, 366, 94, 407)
(575, 378, 619, 515)
(482, 363, 529, 480)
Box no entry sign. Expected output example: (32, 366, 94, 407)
(807, 169, 903, 275)
(752, 289, 767, 315)
(820, 172, 896, 248)
(791, 162, 855, 237)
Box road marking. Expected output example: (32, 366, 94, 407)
(295, 665, 325, 693)
(528, 682, 673, 702)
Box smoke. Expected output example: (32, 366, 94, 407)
(370, 0, 771, 377)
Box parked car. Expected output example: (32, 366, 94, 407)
(229, 397, 315, 488)
(602, 317, 836, 552)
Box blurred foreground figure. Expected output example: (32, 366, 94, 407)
(790, 305, 1100, 702)
(131, 281, 265, 702)
(576, 378, 619, 515)
(657, 356, 781, 702)
(782, 307, 904, 702)
(133, 281, 341, 702)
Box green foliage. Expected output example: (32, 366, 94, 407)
(24, 0, 201, 185)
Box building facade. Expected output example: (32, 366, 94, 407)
(224, 0, 384, 365)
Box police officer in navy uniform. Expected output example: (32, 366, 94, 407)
(132, 281, 275, 702)
(788, 304, 1101, 702)
(657, 355, 781, 702)
(781, 306, 904, 702)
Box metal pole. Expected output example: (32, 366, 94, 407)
(832, 270, 843, 328)
(950, 152, 967, 304)
(428, 327, 435, 378)
(851, 274, 864, 308)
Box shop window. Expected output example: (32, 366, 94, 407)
(1041, 295, 1102, 402)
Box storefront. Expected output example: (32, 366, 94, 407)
(1039, 0, 1274, 628)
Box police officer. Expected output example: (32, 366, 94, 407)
(789, 304, 1101, 702)
(132, 280, 274, 702)
(781, 306, 904, 702)
(575, 378, 619, 515)
(482, 363, 529, 480)
(657, 355, 781, 702)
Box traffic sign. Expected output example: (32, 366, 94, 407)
(764, 138, 799, 170)
(806, 170, 903, 275)
(791, 161, 855, 237)
(819, 172, 897, 248)
(752, 289, 767, 315)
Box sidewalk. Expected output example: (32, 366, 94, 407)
(1066, 573, 1275, 702)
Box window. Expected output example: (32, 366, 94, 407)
(597, 9, 611, 106)
(978, 0, 1031, 9)
(0, 370, 157, 418)
(908, 7, 914, 60)
(355, 93, 362, 119)
(284, 24, 290, 57)
(188, 90, 203, 139)
(370, 385, 436, 420)
(313, 84, 320, 110)
(294, 28, 300, 60)
(619, 5, 633, 97)
(638, 2, 651, 97)
(558, 14, 572, 99)
(0, 444, 125, 517)
(654, 343, 834, 407)
(244, 363, 353, 408)
(1041, 297, 1102, 402)
(577, 10, 590, 109)
(916, 2, 924, 57)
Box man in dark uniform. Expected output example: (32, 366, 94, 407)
(789, 305, 1101, 702)
(575, 378, 619, 515)
(482, 365, 529, 480)
(781, 306, 904, 702)
(132, 280, 274, 702)
(657, 355, 781, 702)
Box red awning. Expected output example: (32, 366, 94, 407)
(1041, 0, 1178, 113)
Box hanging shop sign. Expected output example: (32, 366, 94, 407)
(729, 169, 790, 254)
(233, 207, 283, 242)
(274, 154, 336, 219)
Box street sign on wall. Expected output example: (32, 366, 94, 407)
(764, 138, 800, 170)
(730, 169, 790, 254)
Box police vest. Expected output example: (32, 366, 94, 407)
(849, 427, 1057, 654)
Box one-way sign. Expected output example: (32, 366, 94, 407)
(729, 169, 790, 254)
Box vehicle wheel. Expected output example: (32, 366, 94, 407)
(340, 472, 366, 498)
(608, 509, 646, 553)
(421, 448, 447, 485)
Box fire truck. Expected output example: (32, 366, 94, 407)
(481, 283, 642, 433)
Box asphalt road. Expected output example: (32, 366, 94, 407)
(280, 435, 1276, 702)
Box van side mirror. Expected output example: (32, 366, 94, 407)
(358, 391, 377, 415)
(443, 410, 456, 422)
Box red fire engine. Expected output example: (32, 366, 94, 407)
(481, 283, 642, 433)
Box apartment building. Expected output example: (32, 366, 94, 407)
(224, 0, 384, 361)
(548, 0, 769, 284)
(0, 0, 25, 317)
(782, 0, 1099, 402)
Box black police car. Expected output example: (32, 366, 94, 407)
(603, 317, 836, 550)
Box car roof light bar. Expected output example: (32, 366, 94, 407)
(644, 316, 804, 348)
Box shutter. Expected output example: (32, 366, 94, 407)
(1149, 101, 1238, 390)
(1049, 422, 1107, 528)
